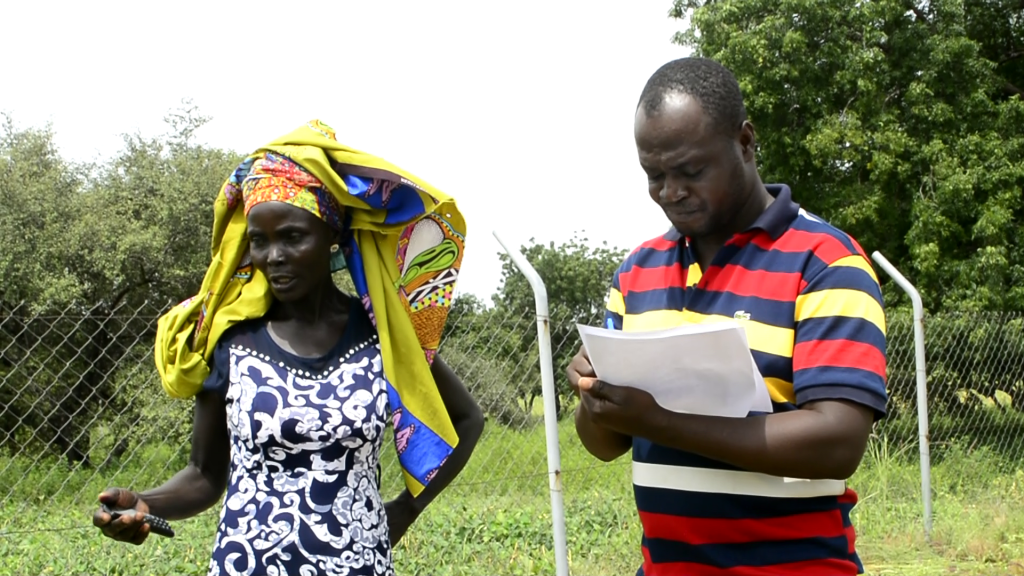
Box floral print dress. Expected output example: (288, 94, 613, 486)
(202, 297, 394, 576)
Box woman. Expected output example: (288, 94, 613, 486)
(92, 120, 485, 576)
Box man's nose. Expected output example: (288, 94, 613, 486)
(660, 178, 689, 203)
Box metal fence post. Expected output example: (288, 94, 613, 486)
(871, 251, 933, 539)
(493, 231, 570, 576)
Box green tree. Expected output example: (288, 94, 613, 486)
(0, 105, 241, 465)
(671, 0, 1024, 313)
(493, 234, 627, 418)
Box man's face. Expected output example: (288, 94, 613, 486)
(634, 93, 750, 239)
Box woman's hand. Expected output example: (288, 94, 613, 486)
(92, 488, 152, 545)
(384, 493, 421, 546)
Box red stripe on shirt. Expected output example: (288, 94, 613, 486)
(848, 236, 869, 260)
(793, 339, 886, 376)
(751, 229, 852, 265)
(638, 509, 846, 545)
(639, 234, 679, 252)
(838, 488, 858, 506)
(704, 265, 804, 301)
(642, 557, 859, 576)
(618, 264, 687, 294)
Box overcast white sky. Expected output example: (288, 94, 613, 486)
(3, 1, 691, 300)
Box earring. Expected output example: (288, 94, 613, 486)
(330, 244, 340, 253)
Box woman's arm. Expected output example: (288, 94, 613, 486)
(93, 389, 231, 543)
(138, 389, 232, 519)
(386, 355, 484, 543)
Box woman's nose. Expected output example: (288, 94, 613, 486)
(268, 243, 286, 264)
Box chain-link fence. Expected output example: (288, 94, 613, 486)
(0, 298, 631, 575)
(877, 310, 1024, 480)
(1, 297, 1022, 575)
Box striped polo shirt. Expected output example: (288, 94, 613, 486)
(604, 184, 888, 576)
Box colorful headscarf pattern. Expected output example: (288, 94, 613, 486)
(241, 152, 345, 230)
(154, 120, 466, 496)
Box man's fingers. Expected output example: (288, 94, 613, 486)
(578, 343, 591, 361)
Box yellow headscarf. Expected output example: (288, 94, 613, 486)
(154, 120, 466, 496)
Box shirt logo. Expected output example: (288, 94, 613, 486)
(734, 310, 751, 321)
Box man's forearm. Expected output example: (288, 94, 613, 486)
(634, 401, 871, 479)
(575, 403, 632, 462)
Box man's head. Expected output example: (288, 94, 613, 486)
(634, 57, 761, 240)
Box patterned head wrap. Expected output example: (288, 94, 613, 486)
(155, 120, 467, 497)
(242, 152, 344, 231)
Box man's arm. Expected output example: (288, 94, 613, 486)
(568, 270, 633, 462)
(581, 383, 871, 478)
(579, 249, 888, 479)
(569, 347, 632, 462)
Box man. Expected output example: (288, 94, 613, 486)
(567, 57, 887, 575)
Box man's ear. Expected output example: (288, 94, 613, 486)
(738, 120, 757, 162)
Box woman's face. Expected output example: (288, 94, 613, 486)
(246, 202, 338, 302)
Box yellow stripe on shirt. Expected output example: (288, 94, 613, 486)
(794, 288, 886, 335)
(621, 309, 796, 359)
(830, 255, 879, 283)
(607, 287, 626, 316)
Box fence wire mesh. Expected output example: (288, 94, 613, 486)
(876, 311, 1024, 473)
(1, 300, 1021, 574)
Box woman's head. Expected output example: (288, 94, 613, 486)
(241, 153, 345, 302)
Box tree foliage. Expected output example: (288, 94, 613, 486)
(671, 0, 1024, 313)
(492, 235, 627, 418)
(0, 105, 240, 464)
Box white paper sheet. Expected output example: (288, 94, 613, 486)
(576, 321, 774, 418)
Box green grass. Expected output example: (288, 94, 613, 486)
(1, 420, 1022, 575)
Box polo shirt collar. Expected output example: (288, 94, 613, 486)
(750, 184, 799, 239)
(664, 183, 799, 243)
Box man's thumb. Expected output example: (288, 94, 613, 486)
(578, 377, 596, 392)
(580, 378, 610, 398)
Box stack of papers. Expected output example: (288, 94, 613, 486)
(576, 321, 773, 418)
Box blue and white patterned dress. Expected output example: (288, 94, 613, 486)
(202, 297, 394, 576)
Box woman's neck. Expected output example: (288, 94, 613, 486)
(272, 280, 347, 325)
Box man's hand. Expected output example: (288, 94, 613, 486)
(567, 346, 633, 462)
(578, 377, 662, 438)
(566, 345, 596, 398)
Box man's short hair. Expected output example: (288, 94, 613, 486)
(637, 57, 748, 135)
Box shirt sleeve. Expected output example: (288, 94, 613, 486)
(603, 265, 625, 331)
(792, 253, 888, 419)
(201, 338, 231, 397)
